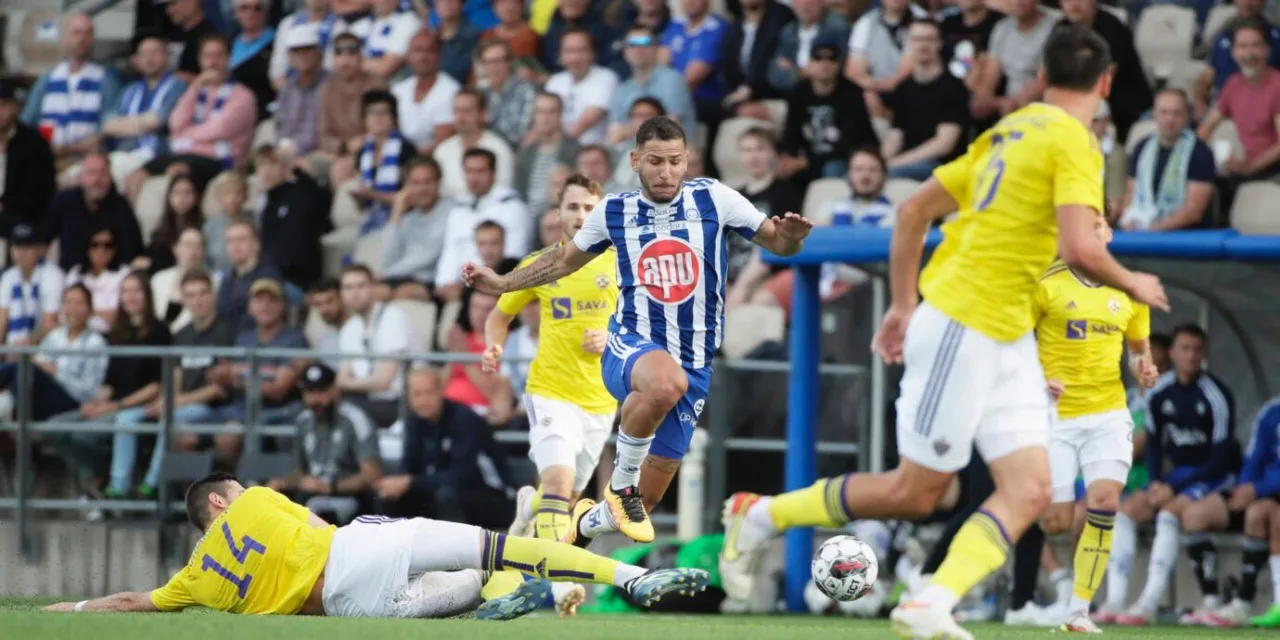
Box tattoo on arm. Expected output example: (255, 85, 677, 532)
(503, 245, 573, 292)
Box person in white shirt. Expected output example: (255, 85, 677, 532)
(544, 27, 618, 146)
(391, 30, 460, 155)
(434, 148, 532, 301)
(433, 89, 515, 198)
(270, 0, 348, 89)
(351, 0, 422, 81)
(336, 263, 418, 425)
(0, 224, 64, 348)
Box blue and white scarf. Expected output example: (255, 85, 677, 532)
(1129, 130, 1197, 229)
(193, 83, 236, 168)
(5, 266, 44, 342)
(830, 194, 895, 228)
(364, 13, 402, 59)
(39, 61, 106, 147)
(117, 73, 179, 158)
(357, 133, 406, 234)
(231, 27, 277, 70)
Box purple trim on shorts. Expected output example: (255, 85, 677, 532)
(977, 508, 1013, 545)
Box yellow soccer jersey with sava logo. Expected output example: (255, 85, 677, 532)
(924, 102, 1105, 342)
(150, 486, 335, 614)
(497, 245, 619, 414)
(1034, 260, 1150, 419)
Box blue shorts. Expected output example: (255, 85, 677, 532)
(601, 332, 712, 461)
(1166, 465, 1236, 501)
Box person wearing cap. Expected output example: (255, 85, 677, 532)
(608, 26, 697, 144)
(779, 37, 877, 188)
(274, 23, 330, 158)
(0, 79, 58, 236)
(101, 34, 189, 199)
(268, 362, 382, 524)
(766, 0, 850, 94)
(229, 0, 278, 122)
(216, 277, 309, 430)
(270, 0, 348, 89)
(0, 224, 65, 348)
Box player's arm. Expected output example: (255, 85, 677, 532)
(712, 181, 810, 256)
(888, 177, 959, 311)
(45, 591, 162, 613)
(492, 231, 600, 293)
(486, 255, 539, 355)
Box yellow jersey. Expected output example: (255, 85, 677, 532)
(150, 487, 335, 614)
(924, 102, 1105, 342)
(1034, 260, 1150, 419)
(497, 245, 619, 414)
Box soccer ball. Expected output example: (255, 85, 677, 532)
(811, 535, 879, 602)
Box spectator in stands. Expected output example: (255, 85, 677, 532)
(472, 221, 518, 275)
(336, 263, 417, 425)
(107, 269, 237, 499)
(147, 34, 258, 185)
(270, 0, 347, 89)
(216, 220, 284, 329)
(352, 0, 423, 81)
(434, 149, 532, 302)
(434, 0, 482, 84)
(271, 363, 382, 525)
(516, 92, 579, 214)
(575, 145, 615, 192)
(47, 153, 144, 273)
(391, 31, 459, 156)
(333, 0, 373, 23)
(1108, 324, 1240, 626)
(624, 0, 673, 36)
(0, 81, 57, 237)
(608, 97, 665, 193)
(767, 0, 850, 94)
(545, 28, 619, 146)
(252, 145, 326, 289)
(827, 147, 897, 226)
(274, 25, 328, 158)
(541, 0, 619, 75)
(480, 0, 539, 63)
(662, 0, 730, 123)
(317, 33, 386, 183)
(21, 14, 121, 173)
(1056, 0, 1150, 141)
(163, 0, 224, 80)
(722, 0, 795, 120)
(973, 0, 1057, 120)
(306, 278, 346, 364)
(378, 367, 516, 526)
(427, 0, 498, 33)
(0, 225, 64, 349)
(881, 21, 969, 181)
(536, 207, 560, 248)
(844, 0, 927, 117)
(610, 27, 697, 141)
(1199, 20, 1280, 181)
(444, 289, 514, 423)
(1118, 89, 1216, 231)
(205, 170, 247, 272)
(136, 174, 204, 274)
(501, 303, 539, 408)
(780, 38, 876, 187)
(229, 0, 278, 121)
(379, 158, 449, 301)
(938, 0, 1003, 84)
(103, 35, 188, 198)
(435, 90, 515, 198)
(479, 41, 537, 150)
(151, 227, 208, 331)
(351, 90, 413, 236)
(1194, 0, 1280, 120)
(730, 128, 801, 282)
(66, 227, 132, 333)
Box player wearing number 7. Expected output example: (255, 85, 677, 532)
(44, 473, 708, 618)
(719, 25, 1170, 640)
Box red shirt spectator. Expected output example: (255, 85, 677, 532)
(1216, 68, 1280, 167)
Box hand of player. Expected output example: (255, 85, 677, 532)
(461, 262, 506, 295)
(871, 305, 913, 365)
(1046, 379, 1065, 402)
(1228, 483, 1257, 511)
(772, 212, 814, 242)
(1132, 353, 1159, 389)
(1147, 482, 1173, 508)
(375, 474, 412, 500)
(1125, 272, 1170, 312)
(481, 343, 504, 373)
(581, 329, 608, 355)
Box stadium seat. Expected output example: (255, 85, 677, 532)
(1125, 120, 1157, 155)
(236, 452, 295, 485)
(1165, 59, 1207, 95)
(762, 100, 787, 132)
(802, 178, 851, 226)
(330, 178, 364, 229)
(1208, 120, 1245, 170)
(722, 304, 785, 358)
(436, 299, 462, 351)
(389, 298, 437, 352)
(1230, 181, 1280, 234)
(351, 230, 382, 271)
(158, 450, 214, 483)
(713, 118, 775, 189)
(15, 11, 63, 77)
(134, 175, 172, 242)
(302, 305, 330, 347)
(883, 178, 920, 205)
(321, 226, 357, 279)
(1134, 5, 1196, 82)
(252, 118, 278, 150)
(1202, 4, 1238, 45)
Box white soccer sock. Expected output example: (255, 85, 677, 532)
(520, 496, 535, 522)
(579, 500, 618, 539)
(1105, 512, 1137, 610)
(1135, 511, 1182, 610)
(1270, 556, 1280, 605)
(610, 432, 654, 490)
(389, 570, 484, 619)
(612, 563, 648, 587)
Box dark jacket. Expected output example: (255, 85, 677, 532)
(259, 169, 328, 288)
(722, 0, 797, 101)
(539, 11, 620, 75)
(1059, 12, 1151, 141)
(767, 12, 851, 93)
(0, 123, 57, 236)
(402, 400, 518, 495)
(44, 187, 145, 272)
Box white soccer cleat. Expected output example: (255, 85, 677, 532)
(890, 600, 975, 640)
(508, 485, 536, 537)
(1203, 598, 1251, 627)
(1060, 610, 1104, 633)
(552, 582, 586, 618)
(718, 492, 771, 602)
(1004, 602, 1058, 627)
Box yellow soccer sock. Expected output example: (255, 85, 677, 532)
(767, 475, 854, 529)
(929, 509, 1013, 606)
(535, 493, 572, 540)
(1072, 509, 1116, 605)
(482, 531, 624, 587)
(480, 571, 525, 601)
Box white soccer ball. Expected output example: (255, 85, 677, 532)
(811, 534, 879, 602)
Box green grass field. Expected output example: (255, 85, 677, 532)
(1, 599, 1274, 640)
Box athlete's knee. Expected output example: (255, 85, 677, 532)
(1040, 504, 1075, 536)
(1246, 500, 1276, 535)
(1085, 482, 1123, 514)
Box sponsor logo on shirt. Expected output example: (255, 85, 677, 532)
(637, 237, 700, 304)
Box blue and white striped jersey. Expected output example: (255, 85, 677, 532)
(572, 178, 767, 370)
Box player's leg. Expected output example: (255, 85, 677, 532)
(1117, 494, 1192, 624)
(389, 570, 485, 619)
(1214, 499, 1276, 626)
(522, 395, 581, 541)
(1251, 501, 1280, 627)
(1177, 491, 1231, 625)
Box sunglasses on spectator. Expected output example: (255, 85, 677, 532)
(626, 35, 654, 47)
(335, 45, 361, 55)
(481, 55, 509, 64)
(90, 240, 115, 249)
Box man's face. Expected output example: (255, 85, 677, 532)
(0, 99, 17, 130)
(628, 102, 661, 130)
(681, 0, 709, 19)
(1237, 0, 1264, 18)
(540, 208, 561, 246)
(166, 0, 201, 24)
(341, 272, 373, 313)
(559, 0, 590, 20)
(436, 0, 462, 21)
(907, 23, 941, 65)
(303, 386, 340, 415)
(577, 149, 611, 184)
(407, 34, 440, 76)
(464, 156, 496, 196)
(225, 224, 257, 265)
(404, 165, 440, 207)
(65, 15, 95, 60)
(882, 0, 909, 13)
(623, 31, 658, 69)
(849, 152, 886, 197)
(1154, 92, 1189, 139)
(200, 41, 230, 77)
(235, 0, 268, 32)
(739, 135, 775, 180)
(631, 138, 687, 203)
(290, 46, 321, 74)
(560, 33, 593, 75)
(408, 372, 443, 419)
(80, 156, 113, 202)
(793, 0, 823, 24)
(10, 244, 42, 271)
(475, 227, 505, 266)
(182, 280, 216, 320)
(466, 292, 497, 333)
(248, 291, 284, 327)
(1152, 342, 1172, 373)
(308, 289, 343, 325)
(559, 185, 601, 239)
(479, 45, 511, 84)
(372, 0, 400, 14)
(533, 95, 563, 136)
(1234, 28, 1269, 75)
(254, 155, 287, 188)
(305, 0, 330, 12)
(811, 47, 840, 81)
(453, 94, 484, 135)
(1060, 0, 1095, 24)
(332, 38, 362, 75)
(1170, 332, 1205, 376)
(134, 38, 169, 76)
(494, 0, 522, 23)
(1010, 0, 1037, 17)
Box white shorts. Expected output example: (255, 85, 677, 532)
(1049, 408, 1134, 503)
(526, 394, 615, 492)
(895, 302, 1051, 473)
(322, 517, 417, 617)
